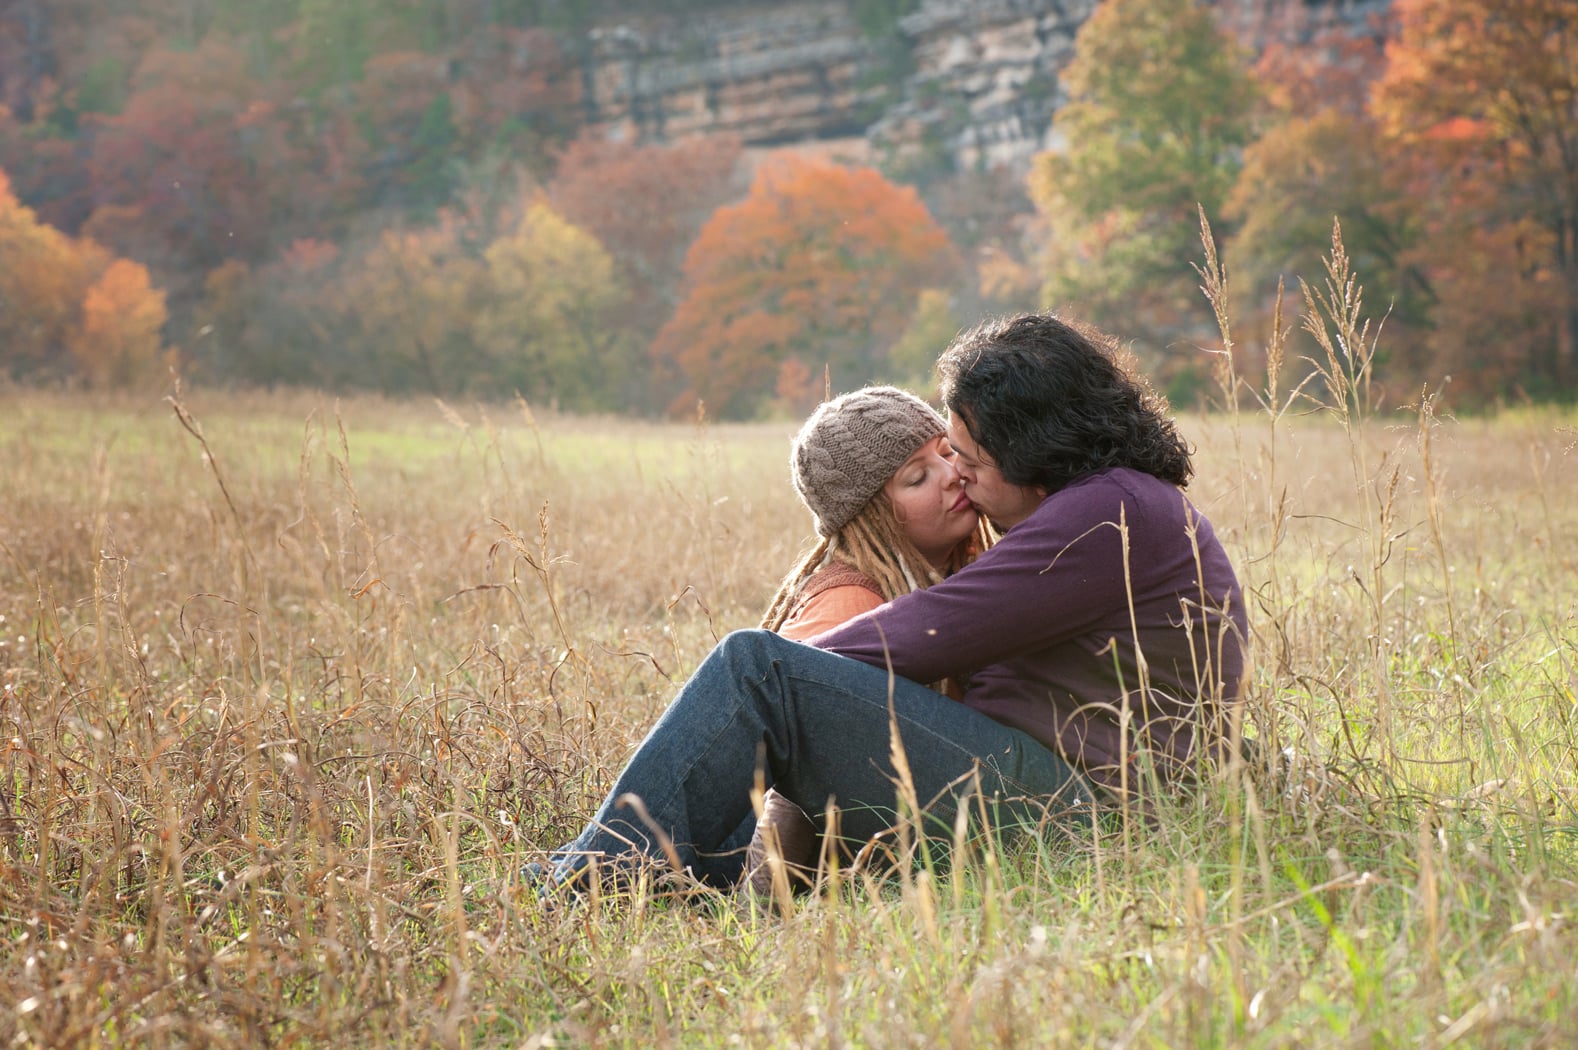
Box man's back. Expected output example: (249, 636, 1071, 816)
(813, 467, 1246, 792)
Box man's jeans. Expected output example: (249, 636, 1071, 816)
(546, 629, 1089, 887)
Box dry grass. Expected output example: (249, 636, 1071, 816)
(1, 330, 1576, 1046)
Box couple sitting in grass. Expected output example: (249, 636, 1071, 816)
(532, 311, 1248, 897)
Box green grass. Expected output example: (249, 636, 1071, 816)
(0, 372, 1575, 1047)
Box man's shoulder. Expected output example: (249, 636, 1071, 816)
(1012, 468, 1197, 543)
(1040, 467, 1180, 515)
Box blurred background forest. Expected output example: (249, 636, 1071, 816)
(1, 0, 1574, 416)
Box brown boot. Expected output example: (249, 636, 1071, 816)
(742, 789, 819, 898)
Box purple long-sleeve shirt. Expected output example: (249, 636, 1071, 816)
(809, 467, 1247, 794)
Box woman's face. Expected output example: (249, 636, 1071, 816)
(883, 435, 978, 567)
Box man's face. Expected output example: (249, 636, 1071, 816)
(945, 414, 1046, 530)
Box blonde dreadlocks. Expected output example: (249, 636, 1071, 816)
(761, 491, 991, 633)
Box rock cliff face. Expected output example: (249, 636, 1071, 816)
(578, 0, 1392, 172)
(582, 5, 879, 145)
(869, 0, 1099, 174)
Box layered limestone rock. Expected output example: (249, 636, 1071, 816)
(579, 0, 1392, 171)
(868, 0, 1098, 174)
(583, 4, 881, 145)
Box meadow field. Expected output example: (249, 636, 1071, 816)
(1, 370, 1576, 1046)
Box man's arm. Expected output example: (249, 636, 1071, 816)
(808, 478, 1146, 682)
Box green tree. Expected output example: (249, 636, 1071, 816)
(1029, 0, 1257, 360)
(295, 0, 372, 88)
(886, 288, 960, 395)
(476, 200, 631, 411)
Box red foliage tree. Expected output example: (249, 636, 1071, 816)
(85, 35, 291, 287)
(549, 131, 746, 308)
(1371, 0, 1578, 394)
(449, 26, 582, 163)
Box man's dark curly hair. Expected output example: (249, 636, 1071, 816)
(938, 313, 1193, 492)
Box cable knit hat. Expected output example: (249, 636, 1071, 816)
(791, 386, 946, 537)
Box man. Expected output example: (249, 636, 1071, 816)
(536, 313, 1246, 889)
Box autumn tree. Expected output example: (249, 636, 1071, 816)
(0, 104, 92, 232)
(448, 26, 580, 167)
(1030, 0, 1257, 366)
(216, 239, 356, 389)
(652, 157, 957, 419)
(1223, 22, 1435, 396)
(476, 199, 633, 410)
(2, 165, 95, 374)
(547, 131, 747, 411)
(350, 51, 459, 211)
(85, 36, 289, 290)
(68, 257, 169, 387)
(1371, 0, 1578, 394)
(340, 215, 488, 395)
(1, 166, 171, 386)
(548, 130, 746, 314)
(0, 166, 108, 379)
(190, 257, 256, 383)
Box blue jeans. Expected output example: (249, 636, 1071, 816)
(546, 629, 1089, 887)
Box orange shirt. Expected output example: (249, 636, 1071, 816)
(778, 585, 885, 642)
(777, 561, 965, 699)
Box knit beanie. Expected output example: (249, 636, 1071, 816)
(790, 386, 946, 537)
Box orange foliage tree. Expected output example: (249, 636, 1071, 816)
(651, 157, 957, 419)
(1224, 25, 1436, 398)
(68, 258, 169, 387)
(2, 167, 168, 385)
(2, 168, 87, 375)
(1371, 0, 1578, 395)
(0, 167, 107, 379)
(549, 131, 746, 411)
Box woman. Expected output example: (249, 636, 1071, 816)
(764, 384, 985, 640)
(745, 386, 988, 892)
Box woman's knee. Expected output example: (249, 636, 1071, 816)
(718, 627, 795, 655)
(712, 628, 808, 676)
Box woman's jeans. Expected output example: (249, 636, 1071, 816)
(546, 629, 1090, 887)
